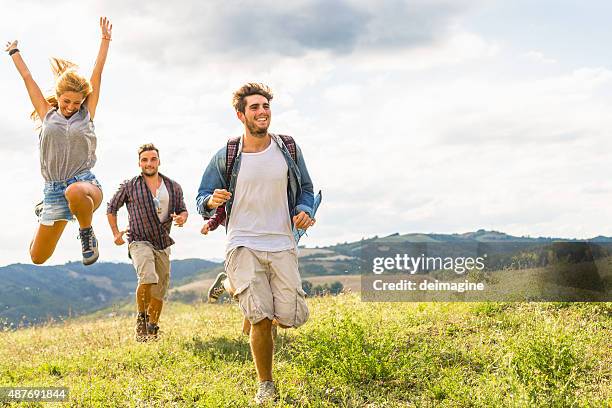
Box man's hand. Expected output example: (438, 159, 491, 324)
(206, 189, 232, 209)
(293, 211, 315, 230)
(172, 212, 187, 227)
(201, 222, 211, 235)
(114, 230, 127, 246)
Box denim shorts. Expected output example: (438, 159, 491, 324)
(39, 170, 102, 226)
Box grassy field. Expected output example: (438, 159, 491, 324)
(0, 295, 610, 407)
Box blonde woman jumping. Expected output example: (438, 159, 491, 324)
(5, 17, 112, 265)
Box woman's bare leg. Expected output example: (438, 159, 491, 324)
(29, 221, 68, 264)
(65, 182, 103, 228)
(66, 181, 102, 265)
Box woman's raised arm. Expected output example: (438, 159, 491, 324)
(86, 17, 112, 120)
(5, 40, 51, 121)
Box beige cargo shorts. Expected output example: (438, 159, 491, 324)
(128, 241, 171, 301)
(225, 246, 309, 328)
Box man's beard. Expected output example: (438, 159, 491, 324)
(142, 168, 158, 177)
(246, 117, 268, 137)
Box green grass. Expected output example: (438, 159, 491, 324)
(0, 295, 610, 407)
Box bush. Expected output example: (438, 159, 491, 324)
(289, 313, 396, 385)
(311, 281, 344, 296)
(509, 326, 587, 406)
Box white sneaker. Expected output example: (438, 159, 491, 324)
(207, 272, 227, 303)
(254, 380, 277, 405)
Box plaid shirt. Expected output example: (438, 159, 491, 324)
(204, 206, 226, 232)
(107, 173, 187, 250)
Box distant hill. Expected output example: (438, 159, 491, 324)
(318, 229, 612, 276)
(0, 259, 219, 326)
(4, 230, 612, 326)
(329, 229, 612, 248)
(172, 230, 612, 301)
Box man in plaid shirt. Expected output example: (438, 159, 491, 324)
(107, 143, 188, 341)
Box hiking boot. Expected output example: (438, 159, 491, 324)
(135, 312, 148, 342)
(147, 322, 160, 341)
(254, 380, 278, 405)
(78, 226, 99, 266)
(34, 200, 44, 218)
(207, 272, 227, 303)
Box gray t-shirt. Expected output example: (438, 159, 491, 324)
(39, 105, 97, 182)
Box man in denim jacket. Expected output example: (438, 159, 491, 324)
(196, 83, 315, 404)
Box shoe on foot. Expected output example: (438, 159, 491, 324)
(34, 200, 44, 218)
(78, 227, 99, 266)
(147, 322, 159, 341)
(254, 380, 278, 405)
(135, 312, 148, 342)
(207, 272, 227, 303)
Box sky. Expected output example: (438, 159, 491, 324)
(1, 0, 611, 266)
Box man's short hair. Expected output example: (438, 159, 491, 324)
(232, 83, 273, 113)
(138, 143, 159, 158)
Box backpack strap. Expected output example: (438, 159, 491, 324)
(225, 135, 297, 186)
(225, 136, 241, 188)
(278, 134, 297, 162)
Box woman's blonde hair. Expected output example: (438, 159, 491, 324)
(31, 58, 93, 120)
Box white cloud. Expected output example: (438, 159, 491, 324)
(348, 30, 499, 71)
(524, 50, 557, 64)
(94, 0, 479, 65)
(1, 1, 612, 267)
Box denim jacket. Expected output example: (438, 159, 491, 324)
(196, 134, 315, 239)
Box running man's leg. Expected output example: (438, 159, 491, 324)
(225, 247, 276, 382)
(136, 283, 152, 314)
(129, 242, 159, 341)
(29, 221, 68, 264)
(148, 297, 163, 324)
(134, 283, 152, 342)
(148, 247, 170, 324)
(243, 317, 252, 336)
(251, 318, 274, 382)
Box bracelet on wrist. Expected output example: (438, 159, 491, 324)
(8, 48, 19, 56)
(101, 36, 111, 41)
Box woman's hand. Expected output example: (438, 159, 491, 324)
(88, 17, 112, 120)
(5, 40, 18, 53)
(100, 17, 112, 40)
(6, 39, 50, 119)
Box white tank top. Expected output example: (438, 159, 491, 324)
(227, 141, 294, 253)
(154, 180, 170, 222)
